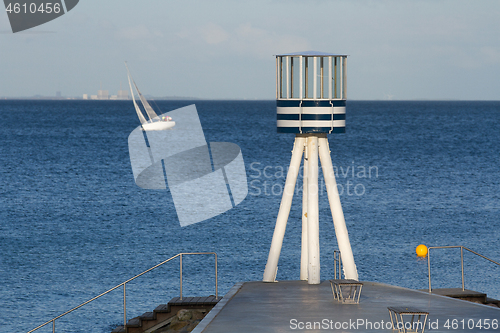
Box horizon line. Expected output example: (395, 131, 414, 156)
(1, 97, 500, 102)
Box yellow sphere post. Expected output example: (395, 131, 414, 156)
(416, 244, 428, 258)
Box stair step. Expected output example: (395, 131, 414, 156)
(153, 304, 169, 313)
(485, 298, 500, 307)
(168, 295, 219, 306)
(126, 317, 141, 328)
(139, 311, 155, 321)
(111, 326, 125, 333)
(427, 288, 487, 303)
(419, 288, 500, 307)
(113, 296, 221, 333)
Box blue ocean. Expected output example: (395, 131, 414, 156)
(1, 100, 499, 332)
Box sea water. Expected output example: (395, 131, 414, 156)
(1, 100, 499, 332)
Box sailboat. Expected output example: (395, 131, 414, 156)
(125, 63, 175, 131)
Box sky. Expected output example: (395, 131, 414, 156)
(1, 0, 500, 100)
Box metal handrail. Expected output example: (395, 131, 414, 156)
(427, 246, 500, 293)
(333, 249, 343, 279)
(27, 252, 217, 333)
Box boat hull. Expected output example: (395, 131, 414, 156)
(142, 121, 175, 131)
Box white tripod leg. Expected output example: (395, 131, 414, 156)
(307, 135, 320, 284)
(318, 137, 359, 281)
(300, 138, 309, 281)
(263, 136, 305, 282)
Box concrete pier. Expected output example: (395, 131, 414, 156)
(193, 280, 500, 332)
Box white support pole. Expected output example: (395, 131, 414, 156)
(313, 57, 317, 99)
(318, 137, 358, 280)
(299, 57, 303, 99)
(343, 57, 347, 99)
(328, 57, 332, 99)
(276, 57, 279, 100)
(340, 58, 345, 100)
(300, 138, 309, 281)
(286, 57, 290, 99)
(307, 135, 320, 284)
(263, 136, 306, 282)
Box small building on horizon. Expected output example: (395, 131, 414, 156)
(117, 89, 129, 99)
(97, 90, 109, 100)
(83, 84, 129, 100)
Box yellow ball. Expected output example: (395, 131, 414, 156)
(416, 244, 428, 257)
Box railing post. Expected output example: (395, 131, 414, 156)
(123, 283, 127, 328)
(460, 246, 465, 291)
(338, 252, 342, 279)
(180, 254, 183, 300)
(52, 319, 55, 333)
(214, 253, 218, 299)
(333, 250, 342, 280)
(334, 252, 337, 280)
(427, 249, 432, 293)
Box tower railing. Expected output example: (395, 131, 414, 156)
(427, 246, 500, 293)
(27, 252, 218, 333)
(333, 249, 343, 279)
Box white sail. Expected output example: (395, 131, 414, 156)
(131, 80, 159, 121)
(127, 75, 148, 125)
(125, 62, 175, 131)
(125, 63, 148, 125)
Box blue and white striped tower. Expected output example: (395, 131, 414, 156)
(264, 52, 358, 284)
(276, 51, 346, 134)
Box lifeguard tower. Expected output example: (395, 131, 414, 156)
(263, 51, 358, 284)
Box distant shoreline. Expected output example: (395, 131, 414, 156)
(1, 98, 500, 102)
(0, 96, 203, 101)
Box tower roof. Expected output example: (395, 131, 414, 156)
(275, 51, 347, 57)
